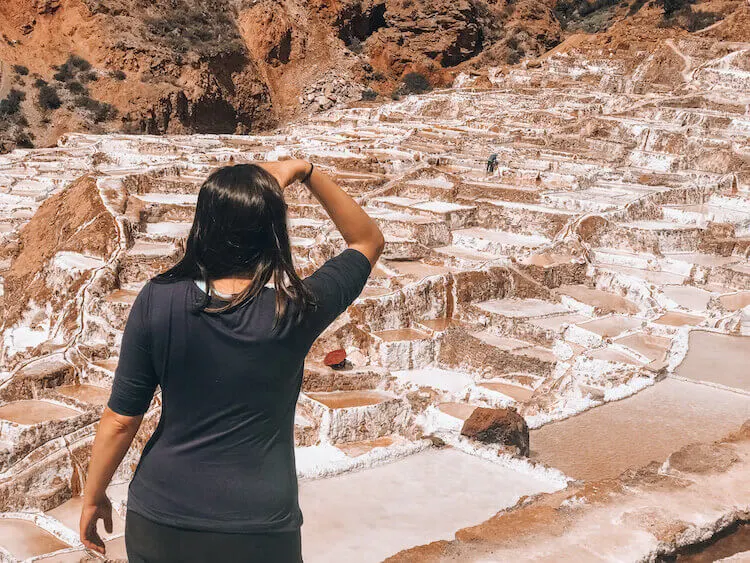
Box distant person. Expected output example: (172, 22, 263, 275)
(486, 152, 498, 173)
(80, 161, 384, 562)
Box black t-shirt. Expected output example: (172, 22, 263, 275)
(107, 248, 372, 533)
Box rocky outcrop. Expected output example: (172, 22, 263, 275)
(461, 406, 530, 455)
(2, 0, 746, 152)
(0, 0, 567, 151)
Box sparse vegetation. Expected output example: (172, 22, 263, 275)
(0, 89, 31, 149)
(110, 70, 127, 80)
(361, 88, 378, 101)
(0, 90, 25, 116)
(138, 2, 245, 58)
(348, 37, 364, 54)
(12, 65, 29, 76)
(657, 0, 723, 32)
(74, 96, 118, 122)
(506, 36, 524, 65)
(555, 0, 620, 22)
(401, 72, 431, 94)
(684, 9, 722, 31)
(627, 0, 647, 16)
(53, 55, 96, 83)
(661, 0, 689, 17)
(14, 130, 34, 148)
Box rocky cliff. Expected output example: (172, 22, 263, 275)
(0, 0, 744, 151)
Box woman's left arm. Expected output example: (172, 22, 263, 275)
(80, 408, 142, 554)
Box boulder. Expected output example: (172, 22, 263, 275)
(461, 407, 530, 456)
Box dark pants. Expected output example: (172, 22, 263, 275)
(125, 510, 303, 563)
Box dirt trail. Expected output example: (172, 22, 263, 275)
(0, 60, 10, 101)
(665, 38, 694, 83)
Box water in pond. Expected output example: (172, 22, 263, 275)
(530, 378, 750, 480)
(676, 331, 750, 392)
(306, 390, 389, 409)
(0, 519, 69, 559)
(0, 400, 79, 425)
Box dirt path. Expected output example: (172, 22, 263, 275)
(0, 60, 11, 101)
(665, 38, 694, 83)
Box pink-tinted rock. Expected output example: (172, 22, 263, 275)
(323, 349, 347, 369)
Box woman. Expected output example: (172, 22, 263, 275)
(79, 159, 384, 562)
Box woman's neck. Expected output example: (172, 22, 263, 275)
(212, 277, 252, 296)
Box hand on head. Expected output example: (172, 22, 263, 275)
(258, 159, 310, 190)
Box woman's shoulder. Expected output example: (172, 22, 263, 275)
(141, 277, 195, 302)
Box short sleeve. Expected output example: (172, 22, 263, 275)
(303, 248, 372, 331)
(107, 283, 159, 416)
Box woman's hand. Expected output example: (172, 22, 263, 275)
(80, 495, 113, 555)
(259, 159, 310, 190)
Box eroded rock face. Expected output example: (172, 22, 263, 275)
(461, 407, 530, 455)
(0, 0, 566, 151)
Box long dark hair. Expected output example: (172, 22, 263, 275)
(152, 164, 315, 325)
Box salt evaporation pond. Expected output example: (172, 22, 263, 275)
(676, 331, 750, 392)
(530, 378, 750, 480)
(298, 448, 562, 563)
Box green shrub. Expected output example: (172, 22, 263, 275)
(402, 72, 431, 94)
(37, 84, 61, 110)
(361, 88, 377, 101)
(80, 71, 99, 82)
(110, 70, 127, 80)
(66, 81, 87, 95)
(52, 65, 75, 82)
(67, 55, 92, 71)
(12, 65, 29, 76)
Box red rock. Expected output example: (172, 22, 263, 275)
(324, 349, 347, 369)
(461, 407, 530, 456)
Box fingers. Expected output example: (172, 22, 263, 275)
(81, 516, 106, 555)
(104, 507, 113, 534)
(82, 536, 106, 555)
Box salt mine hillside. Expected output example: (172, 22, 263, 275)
(0, 0, 749, 561)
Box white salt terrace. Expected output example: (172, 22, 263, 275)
(0, 400, 80, 426)
(299, 448, 562, 563)
(1, 33, 750, 561)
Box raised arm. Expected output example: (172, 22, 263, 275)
(260, 159, 385, 267)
